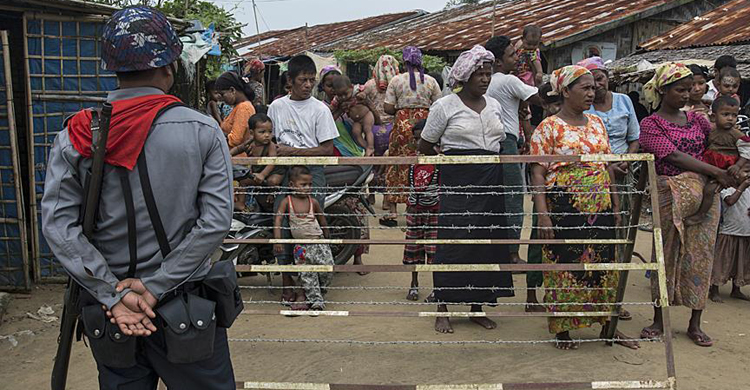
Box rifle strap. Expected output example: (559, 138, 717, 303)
(118, 169, 138, 279)
(137, 151, 171, 258)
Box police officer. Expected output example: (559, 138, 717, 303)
(41, 6, 235, 389)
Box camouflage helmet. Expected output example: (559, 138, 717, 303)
(101, 6, 183, 72)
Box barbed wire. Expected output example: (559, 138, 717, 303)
(228, 337, 661, 346)
(263, 223, 646, 231)
(234, 184, 637, 190)
(242, 300, 654, 307)
(239, 285, 617, 291)
(236, 211, 632, 217)
(237, 190, 646, 196)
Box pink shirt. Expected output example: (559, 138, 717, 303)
(639, 111, 711, 176)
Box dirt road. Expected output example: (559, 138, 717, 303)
(1, 200, 749, 389)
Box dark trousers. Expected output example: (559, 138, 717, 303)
(96, 326, 235, 390)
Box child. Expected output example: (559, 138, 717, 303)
(716, 67, 741, 103)
(231, 113, 285, 208)
(683, 64, 710, 121)
(206, 80, 223, 125)
(331, 75, 378, 156)
(685, 96, 750, 226)
(403, 120, 440, 301)
(274, 166, 334, 311)
(709, 176, 750, 303)
(513, 25, 544, 87)
(525, 82, 560, 312)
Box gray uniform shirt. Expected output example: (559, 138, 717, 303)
(41, 87, 233, 309)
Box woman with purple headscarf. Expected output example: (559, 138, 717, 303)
(381, 46, 443, 226)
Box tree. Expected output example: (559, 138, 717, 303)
(444, 0, 481, 9)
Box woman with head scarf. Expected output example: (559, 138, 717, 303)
(639, 63, 735, 347)
(529, 65, 638, 350)
(363, 54, 400, 155)
(316, 65, 371, 269)
(418, 45, 509, 334)
(243, 58, 266, 106)
(215, 71, 257, 150)
(381, 46, 442, 226)
(579, 56, 640, 321)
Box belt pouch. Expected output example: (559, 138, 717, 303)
(202, 259, 244, 328)
(157, 293, 216, 364)
(80, 304, 137, 368)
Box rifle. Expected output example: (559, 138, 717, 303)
(51, 103, 113, 390)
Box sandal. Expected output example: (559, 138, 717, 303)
(290, 302, 310, 311)
(687, 330, 713, 347)
(618, 308, 632, 321)
(379, 217, 398, 227)
(640, 327, 663, 340)
(406, 288, 419, 301)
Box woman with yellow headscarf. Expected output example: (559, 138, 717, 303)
(639, 63, 736, 347)
(529, 65, 638, 350)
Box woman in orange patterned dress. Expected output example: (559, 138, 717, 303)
(529, 65, 638, 351)
(381, 46, 442, 226)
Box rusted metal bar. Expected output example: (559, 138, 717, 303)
(225, 238, 632, 245)
(235, 263, 658, 273)
(236, 380, 672, 389)
(646, 161, 677, 383)
(232, 153, 654, 166)
(606, 164, 648, 343)
(241, 309, 618, 318)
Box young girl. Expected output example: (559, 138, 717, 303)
(682, 64, 710, 121)
(709, 176, 750, 302)
(274, 166, 334, 311)
(403, 120, 439, 301)
(685, 96, 750, 226)
(514, 25, 544, 87)
(716, 67, 741, 103)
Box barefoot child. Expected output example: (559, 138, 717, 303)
(709, 176, 750, 303)
(274, 166, 334, 311)
(206, 79, 224, 124)
(514, 25, 544, 87)
(403, 120, 439, 301)
(332, 75, 378, 156)
(685, 96, 750, 225)
(526, 82, 560, 312)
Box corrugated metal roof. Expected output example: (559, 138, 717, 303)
(238, 12, 421, 59)
(319, 0, 694, 53)
(640, 0, 750, 50)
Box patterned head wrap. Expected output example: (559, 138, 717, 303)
(643, 63, 693, 110)
(577, 56, 607, 72)
(101, 6, 183, 72)
(448, 45, 495, 89)
(373, 55, 400, 92)
(245, 59, 265, 75)
(402, 46, 424, 91)
(548, 65, 591, 96)
(317, 65, 342, 93)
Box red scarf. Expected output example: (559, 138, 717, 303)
(68, 94, 182, 170)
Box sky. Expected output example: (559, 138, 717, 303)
(208, 0, 447, 36)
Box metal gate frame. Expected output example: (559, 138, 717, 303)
(228, 153, 677, 390)
(0, 30, 30, 290)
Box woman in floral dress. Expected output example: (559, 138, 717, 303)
(529, 65, 638, 350)
(381, 46, 442, 226)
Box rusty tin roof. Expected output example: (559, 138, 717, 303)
(238, 11, 421, 59)
(640, 0, 750, 50)
(318, 0, 694, 53)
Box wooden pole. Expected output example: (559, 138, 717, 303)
(22, 14, 41, 283)
(2, 31, 31, 290)
(491, 0, 497, 37)
(252, 0, 261, 48)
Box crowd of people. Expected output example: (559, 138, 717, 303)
(38, 6, 750, 388)
(205, 28, 750, 351)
